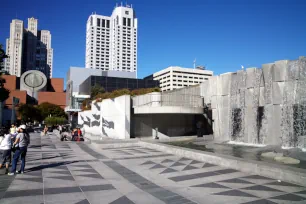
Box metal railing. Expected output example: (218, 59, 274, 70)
(132, 92, 203, 108)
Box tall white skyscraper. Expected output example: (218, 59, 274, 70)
(5, 20, 24, 77)
(85, 4, 138, 75)
(4, 17, 53, 78)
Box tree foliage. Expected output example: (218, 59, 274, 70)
(38, 102, 67, 119)
(18, 104, 42, 122)
(81, 87, 160, 111)
(0, 44, 8, 71)
(45, 117, 67, 126)
(90, 84, 105, 99)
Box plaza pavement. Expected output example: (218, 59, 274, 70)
(0, 133, 306, 204)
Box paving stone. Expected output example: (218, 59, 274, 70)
(80, 184, 115, 192)
(192, 182, 230, 189)
(160, 168, 178, 174)
(241, 199, 278, 204)
(213, 189, 257, 197)
(109, 196, 135, 204)
(44, 186, 81, 194)
(270, 193, 306, 201)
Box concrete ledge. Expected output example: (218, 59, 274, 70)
(137, 141, 306, 186)
(134, 106, 204, 114)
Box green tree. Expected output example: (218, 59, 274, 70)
(90, 84, 105, 99)
(0, 44, 10, 127)
(38, 102, 67, 120)
(0, 44, 8, 71)
(45, 117, 67, 126)
(18, 104, 42, 122)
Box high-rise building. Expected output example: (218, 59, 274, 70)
(5, 20, 24, 77)
(85, 4, 137, 76)
(153, 66, 213, 92)
(4, 17, 53, 78)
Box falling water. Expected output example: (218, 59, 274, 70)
(281, 57, 306, 148)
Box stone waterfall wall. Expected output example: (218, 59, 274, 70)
(201, 57, 306, 148)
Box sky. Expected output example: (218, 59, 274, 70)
(1, 0, 306, 82)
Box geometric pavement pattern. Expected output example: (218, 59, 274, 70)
(140, 157, 306, 204)
(0, 133, 305, 204)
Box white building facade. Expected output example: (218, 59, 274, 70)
(85, 5, 138, 75)
(5, 20, 24, 76)
(4, 17, 53, 78)
(153, 66, 213, 92)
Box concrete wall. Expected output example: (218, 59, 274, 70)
(78, 95, 131, 140)
(201, 57, 306, 148)
(132, 114, 196, 138)
(100, 95, 131, 139)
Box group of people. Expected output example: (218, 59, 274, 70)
(0, 124, 30, 175)
(60, 127, 84, 142)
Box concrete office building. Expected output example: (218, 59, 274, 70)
(153, 66, 213, 92)
(85, 4, 137, 76)
(4, 17, 53, 78)
(4, 20, 24, 77)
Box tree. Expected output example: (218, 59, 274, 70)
(90, 84, 105, 99)
(18, 104, 42, 122)
(38, 102, 67, 120)
(45, 117, 67, 126)
(0, 44, 8, 71)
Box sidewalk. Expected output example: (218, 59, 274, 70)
(0, 133, 305, 204)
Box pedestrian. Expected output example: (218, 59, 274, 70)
(196, 121, 203, 137)
(0, 128, 12, 174)
(10, 124, 17, 135)
(58, 124, 62, 134)
(8, 125, 30, 175)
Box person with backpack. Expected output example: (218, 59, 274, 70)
(8, 125, 30, 175)
(0, 128, 12, 174)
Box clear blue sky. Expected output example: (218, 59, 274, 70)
(1, 0, 306, 81)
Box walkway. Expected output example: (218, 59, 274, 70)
(0, 133, 306, 204)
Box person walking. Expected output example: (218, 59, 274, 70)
(8, 125, 30, 175)
(0, 128, 12, 174)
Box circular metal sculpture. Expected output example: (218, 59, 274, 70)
(20, 70, 47, 99)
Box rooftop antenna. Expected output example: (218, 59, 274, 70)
(193, 58, 196, 69)
(121, 2, 123, 6)
(241, 65, 244, 70)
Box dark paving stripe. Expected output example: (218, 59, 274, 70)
(104, 160, 197, 204)
(78, 144, 108, 159)
(110, 196, 135, 204)
(80, 184, 114, 192)
(169, 171, 218, 182)
(115, 154, 173, 160)
(213, 189, 257, 197)
(0, 175, 15, 199)
(270, 193, 306, 201)
(4, 189, 43, 198)
(44, 186, 81, 194)
(241, 199, 278, 204)
(75, 199, 91, 204)
(79, 143, 197, 204)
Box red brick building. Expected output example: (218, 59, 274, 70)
(1, 75, 66, 125)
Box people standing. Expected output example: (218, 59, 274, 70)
(0, 128, 12, 174)
(8, 125, 30, 175)
(10, 124, 17, 136)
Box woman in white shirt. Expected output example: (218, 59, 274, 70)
(0, 128, 12, 174)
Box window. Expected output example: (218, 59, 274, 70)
(102, 19, 105, 27)
(128, 18, 131, 27)
(97, 19, 101, 26)
(125, 11, 129, 15)
(106, 20, 110, 28)
(123, 17, 126, 26)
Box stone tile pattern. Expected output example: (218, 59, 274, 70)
(0, 133, 305, 204)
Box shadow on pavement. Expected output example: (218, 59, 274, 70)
(26, 161, 77, 172)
